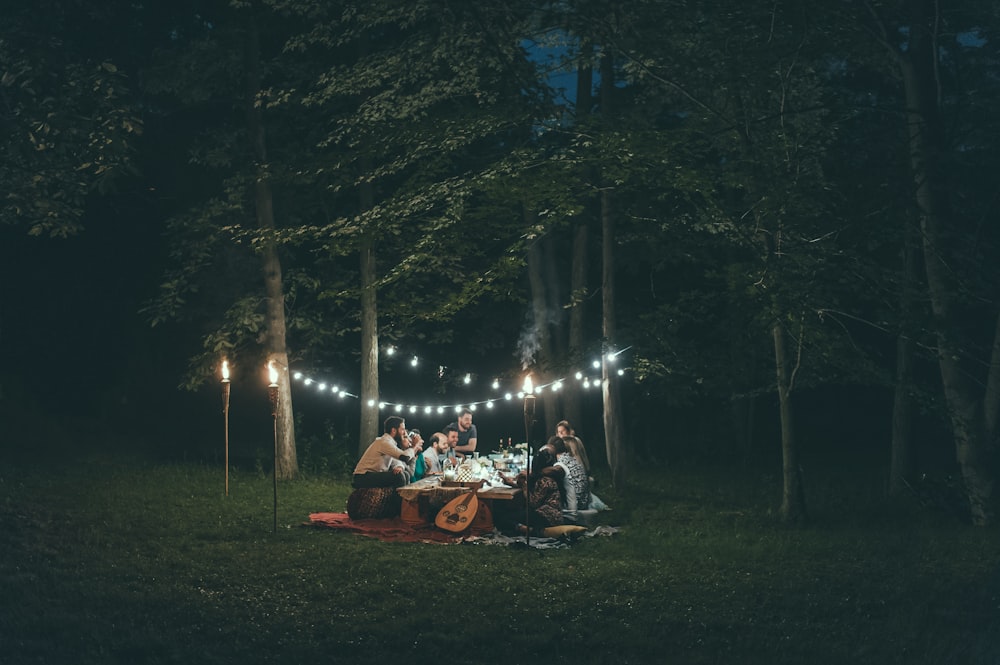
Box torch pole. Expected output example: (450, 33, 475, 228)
(269, 381, 279, 534)
(523, 391, 535, 547)
(222, 378, 231, 496)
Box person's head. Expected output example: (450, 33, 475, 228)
(548, 435, 568, 455)
(430, 433, 450, 454)
(457, 409, 473, 431)
(556, 420, 573, 438)
(444, 425, 460, 446)
(405, 428, 422, 449)
(384, 415, 406, 443)
(530, 447, 555, 480)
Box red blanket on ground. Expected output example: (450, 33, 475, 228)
(307, 512, 462, 544)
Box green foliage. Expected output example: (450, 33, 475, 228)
(0, 3, 140, 237)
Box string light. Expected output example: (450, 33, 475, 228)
(284, 348, 633, 411)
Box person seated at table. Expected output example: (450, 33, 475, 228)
(403, 428, 428, 480)
(497, 447, 563, 535)
(548, 436, 591, 524)
(352, 416, 418, 489)
(441, 425, 461, 463)
(556, 420, 591, 474)
(421, 432, 451, 475)
(555, 421, 610, 511)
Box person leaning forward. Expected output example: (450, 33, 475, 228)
(352, 416, 417, 489)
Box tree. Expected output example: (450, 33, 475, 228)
(276, 0, 549, 454)
(856, 0, 1000, 523)
(244, 17, 297, 477)
(569, 1, 857, 519)
(141, 0, 310, 478)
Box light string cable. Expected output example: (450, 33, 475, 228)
(280, 345, 632, 413)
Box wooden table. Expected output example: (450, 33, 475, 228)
(397, 476, 520, 533)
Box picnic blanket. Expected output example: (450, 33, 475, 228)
(306, 512, 619, 548)
(307, 512, 462, 544)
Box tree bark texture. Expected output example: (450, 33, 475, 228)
(357, 31, 380, 456)
(773, 321, 806, 524)
(561, 51, 594, 437)
(524, 206, 557, 440)
(563, 221, 589, 439)
(245, 21, 297, 479)
(359, 232, 379, 457)
(889, 224, 918, 496)
(601, 187, 624, 488)
(897, 0, 996, 523)
(599, 49, 624, 487)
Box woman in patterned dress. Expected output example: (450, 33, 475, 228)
(499, 447, 563, 534)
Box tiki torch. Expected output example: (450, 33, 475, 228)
(268, 360, 279, 533)
(221, 360, 231, 496)
(522, 374, 535, 546)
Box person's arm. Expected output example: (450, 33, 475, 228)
(540, 465, 566, 480)
(379, 436, 414, 462)
(453, 439, 476, 454)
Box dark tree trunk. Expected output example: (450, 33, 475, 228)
(889, 223, 918, 495)
(245, 20, 297, 479)
(562, 45, 594, 437)
(524, 206, 557, 439)
(598, 48, 624, 487)
(359, 232, 379, 457)
(895, 0, 997, 523)
(564, 221, 589, 437)
(357, 30, 379, 456)
(773, 321, 806, 524)
(601, 187, 624, 488)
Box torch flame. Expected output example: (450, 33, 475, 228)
(221, 360, 230, 381)
(523, 374, 533, 394)
(268, 360, 279, 385)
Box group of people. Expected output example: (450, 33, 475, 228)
(351, 409, 478, 489)
(495, 420, 607, 535)
(351, 410, 607, 534)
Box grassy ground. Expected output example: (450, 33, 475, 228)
(1, 449, 999, 665)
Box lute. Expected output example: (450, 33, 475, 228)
(434, 489, 480, 533)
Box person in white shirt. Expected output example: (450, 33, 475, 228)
(352, 416, 419, 488)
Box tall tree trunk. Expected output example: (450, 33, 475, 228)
(542, 236, 564, 433)
(564, 221, 589, 436)
(245, 20, 297, 479)
(524, 206, 556, 439)
(358, 142, 379, 456)
(897, 0, 996, 523)
(889, 223, 918, 495)
(356, 30, 379, 456)
(359, 233, 378, 456)
(599, 47, 624, 487)
(601, 187, 624, 487)
(562, 44, 593, 437)
(773, 320, 806, 524)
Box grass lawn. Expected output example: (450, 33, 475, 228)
(2, 448, 999, 664)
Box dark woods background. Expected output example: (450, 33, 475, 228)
(0, 1, 994, 518)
